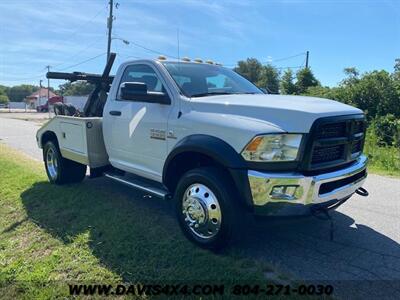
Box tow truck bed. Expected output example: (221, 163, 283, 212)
(37, 116, 108, 168)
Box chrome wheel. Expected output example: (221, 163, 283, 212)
(46, 147, 58, 180)
(182, 183, 222, 239)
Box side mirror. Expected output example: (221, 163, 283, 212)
(120, 82, 170, 105)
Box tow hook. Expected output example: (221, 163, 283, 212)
(356, 187, 369, 197)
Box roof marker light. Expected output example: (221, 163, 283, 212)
(181, 57, 191, 62)
(194, 58, 203, 63)
(157, 55, 167, 61)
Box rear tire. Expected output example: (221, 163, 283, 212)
(174, 167, 242, 250)
(43, 141, 86, 184)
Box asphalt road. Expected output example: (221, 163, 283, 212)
(1, 114, 399, 299)
(0, 113, 45, 160)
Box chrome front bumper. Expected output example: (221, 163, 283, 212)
(248, 155, 368, 216)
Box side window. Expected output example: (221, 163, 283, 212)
(119, 64, 163, 94)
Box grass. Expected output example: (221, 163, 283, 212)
(364, 130, 400, 177)
(0, 144, 282, 299)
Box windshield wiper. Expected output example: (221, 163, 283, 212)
(190, 92, 233, 98)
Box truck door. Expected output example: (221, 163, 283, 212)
(103, 63, 172, 182)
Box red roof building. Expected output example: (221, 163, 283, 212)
(25, 88, 57, 108)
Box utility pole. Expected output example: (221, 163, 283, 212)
(39, 80, 43, 108)
(107, 0, 114, 62)
(46, 65, 51, 117)
(305, 51, 309, 69)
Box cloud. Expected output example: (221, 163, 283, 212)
(0, 0, 293, 85)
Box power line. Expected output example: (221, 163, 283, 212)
(51, 38, 105, 69)
(275, 65, 303, 70)
(265, 52, 306, 63)
(223, 52, 307, 68)
(56, 52, 107, 71)
(223, 63, 304, 70)
(118, 53, 145, 60)
(1, 47, 105, 82)
(120, 37, 178, 59)
(112, 26, 178, 59)
(0, 73, 46, 82)
(1, 5, 107, 81)
(47, 6, 108, 69)
(45, 5, 107, 54)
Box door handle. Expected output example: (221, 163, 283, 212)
(109, 110, 121, 116)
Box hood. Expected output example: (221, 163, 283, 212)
(189, 94, 363, 133)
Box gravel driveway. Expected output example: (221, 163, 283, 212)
(1, 114, 399, 299)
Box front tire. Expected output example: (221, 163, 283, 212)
(174, 167, 242, 250)
(44, 141, 86, 184)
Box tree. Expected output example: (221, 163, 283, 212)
(295, 68, 319, 94)
(280, 69, 297, 95)
(7, 85, 38, 102)
(57, 81, 94, 96)
(394, 58, 400, 73)
(393, 58, 400, 82)
(303, 85, 334, 99)
(341, 67, 360, 86)
(0, 84, 9, 96)
(0, 94, 9, 104)
(350, 70, 399, 119)
(0, 85, 9, 104)
(234, 58, 263, 83)
(257, 64, 280, 94)
(344, 67, 359, 78)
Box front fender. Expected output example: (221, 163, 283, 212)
(165, 134, 247, 170)
(163, 134, 254, 209)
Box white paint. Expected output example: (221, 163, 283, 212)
(129, 107, 146, 137)
(59, 121, 86, 154)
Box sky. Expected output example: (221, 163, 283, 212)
(0, 0, 399, 88)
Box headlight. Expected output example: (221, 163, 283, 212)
(241, 134, 303, 162)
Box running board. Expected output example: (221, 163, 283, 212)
(104, 172, 171, 200)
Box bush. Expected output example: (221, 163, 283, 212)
(364, 126, 400, 176)
(371, 114, 400, 147)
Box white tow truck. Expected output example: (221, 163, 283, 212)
(37, 54, 368, 249)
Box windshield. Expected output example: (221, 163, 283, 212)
(162, 62, 263, 97)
